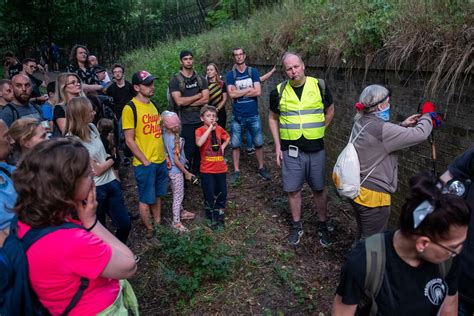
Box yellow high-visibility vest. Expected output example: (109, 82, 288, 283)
(277, 76, 325, 140)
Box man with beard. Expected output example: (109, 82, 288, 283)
(226, 47, 271, 184)
(21, 58, 49, 104)
(122, 70, 168, 240)
(169, 50, 209, 175)
(0, 74, 43, 127)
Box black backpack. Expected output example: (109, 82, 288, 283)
(122, 100, 160, 158)
(0, 217, 89, 316)
(362, 233, 452, 315)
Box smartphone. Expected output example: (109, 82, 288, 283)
(288, 145, 299, 158)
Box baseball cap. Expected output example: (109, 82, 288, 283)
(93, 65, 106, 73)
(131, 70, 156, 85)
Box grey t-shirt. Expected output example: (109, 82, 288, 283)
(163, 131, 186, 174)
(0, 102, 43, 127)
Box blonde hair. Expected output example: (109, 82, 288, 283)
(65, 96, 93, 142)
(8, 118, 41, 152)
(53, 73, 85, 106)
(207, 63, 221, 82)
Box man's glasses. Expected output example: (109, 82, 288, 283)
(429, 240, 461, 257)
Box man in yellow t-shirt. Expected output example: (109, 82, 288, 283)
(122, 70, 168, 239)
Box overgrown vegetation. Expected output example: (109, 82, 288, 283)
(134, 226, 236, 305)
(123, 0, 473, 106)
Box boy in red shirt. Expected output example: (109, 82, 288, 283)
(195, 105, 230, 230)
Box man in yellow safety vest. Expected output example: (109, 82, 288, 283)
(268, 52, 335, 246)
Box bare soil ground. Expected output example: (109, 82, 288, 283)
(121, 145, 356, 315)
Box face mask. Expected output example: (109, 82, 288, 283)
(374, 105, 390, 121)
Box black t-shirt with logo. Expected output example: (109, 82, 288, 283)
(335, 231, 459, 316)
(448, 146, 474, 304)
(8, 63, 23, 79)
(169, 72, 207, 125)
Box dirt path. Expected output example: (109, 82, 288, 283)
(121, 145, 356, 315)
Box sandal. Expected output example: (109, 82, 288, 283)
(180, 210, 196, 220)
(173, 222, 189, 233)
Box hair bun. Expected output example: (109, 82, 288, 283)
(408, 171, 440, 201)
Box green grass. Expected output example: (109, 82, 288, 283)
(122, 0, 473, 108)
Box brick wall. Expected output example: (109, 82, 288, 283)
(220, 61, 474, 223)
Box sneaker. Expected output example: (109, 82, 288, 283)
(257, 167, 271, 181)
(230, 171, 241, 185)
(288, 224, 304, 245)
(173, 222, 189, 233)
(317, 222, 332, 247)
(246, 146, 256, 155)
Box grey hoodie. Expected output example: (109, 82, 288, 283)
(352, 113, 432, 194)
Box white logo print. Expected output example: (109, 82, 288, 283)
(424, 278, 447, 305)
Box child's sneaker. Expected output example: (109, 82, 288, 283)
(173, 222, 189, 233)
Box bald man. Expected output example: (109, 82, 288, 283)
(268, 52, 335, 247)
(0, 74, 43, 126)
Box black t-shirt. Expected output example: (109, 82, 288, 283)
(28, 74, 43, 98)
(448, 146, 474, 303)
(169, 72, 208, 125)
(52, 104, 66, 136)
(269, 79, 333, 152)
(8, 63, 22, 79)
(106, 81, 134, 118)
(336, 231, 459, 316)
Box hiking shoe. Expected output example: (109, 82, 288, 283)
(246, 146, 256, 155)
(317, 222, 332, 247)
(288, 224, 304, 246)
(257, 167, 271, 181)
(230, 171, 241, 185)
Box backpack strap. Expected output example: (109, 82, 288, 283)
(4, 103, 20, 122)
(126, 101, 137, 129)
(176, 73, 186, 94)
(61, 277, 89, 316)
(278, 80, 288, 107)
(317, 78, 326, 102)
(364, 233, 386, 316)
(0, 165, 11, 178)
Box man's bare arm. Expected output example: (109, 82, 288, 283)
(124, 129, 150, 166)
(171, 91, 202, 107)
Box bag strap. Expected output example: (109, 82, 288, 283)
(317, 78, 326, 101)
(0, 165, 11, 178)
(126, 101, 137, 129)
(364, 233, 386, 316)
(5, 103, 20, 121)
(349, 121, 371, 143)
(61, 277, 89, 316)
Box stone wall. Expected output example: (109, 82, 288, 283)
(219, 60, 474, 223)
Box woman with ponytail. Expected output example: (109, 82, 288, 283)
(332, 171, 470, 315)
(349, 84, 435, 241)
(162, 111, 196, 232)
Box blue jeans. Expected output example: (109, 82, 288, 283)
(230, 115, 263, 149)
(96, 179, 131, 244)
(134, 161, 169, 204)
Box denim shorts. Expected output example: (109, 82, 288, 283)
(282, 149, 326, 192)
(230, 115, 264, 149)
(134, 161, 169, 204)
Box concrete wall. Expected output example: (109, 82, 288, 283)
(220, 60, 474, 221)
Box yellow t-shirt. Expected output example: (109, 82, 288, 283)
(122, 97, 165, 166)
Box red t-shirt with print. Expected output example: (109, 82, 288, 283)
(195, 125, 229, 174)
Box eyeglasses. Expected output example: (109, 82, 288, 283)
(66, 80, 81, 86)
(429, 239, 461, 257)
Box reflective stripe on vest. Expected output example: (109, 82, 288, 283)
(277, 77, 325, 140)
